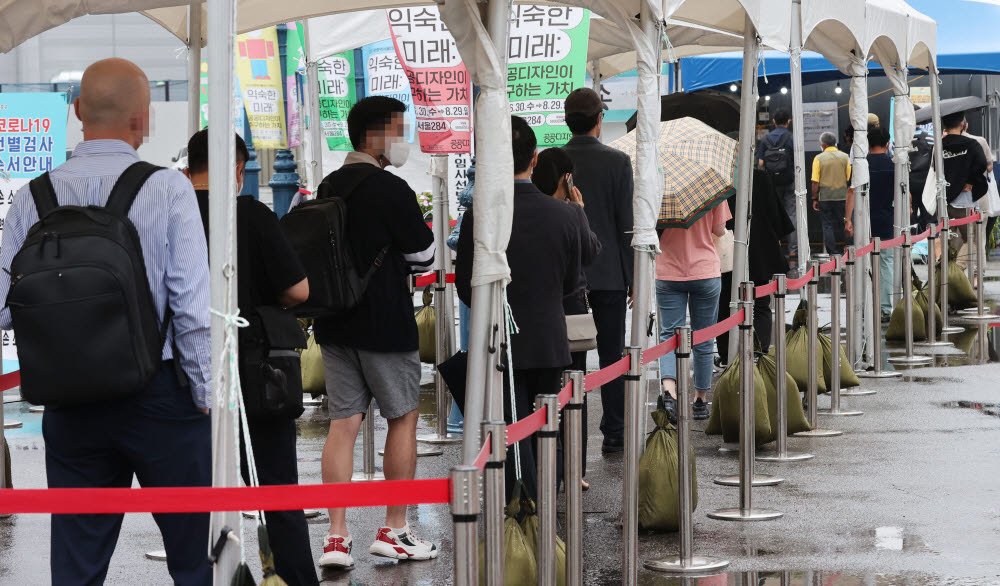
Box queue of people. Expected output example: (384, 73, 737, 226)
(3, 56, 995, 586)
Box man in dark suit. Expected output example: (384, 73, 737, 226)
(456, 115, 582, 501)
(561, 88, 634, 453)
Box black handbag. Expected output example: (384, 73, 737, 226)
(237, 198, 308, 420)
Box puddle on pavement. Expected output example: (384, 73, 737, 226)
(940, 400, 1000, 418)
(633, 570, 982, 585)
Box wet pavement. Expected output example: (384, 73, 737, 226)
(1, 265, 1000, 584)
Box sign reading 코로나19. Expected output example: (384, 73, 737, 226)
(318, 51, 357, 152)
(236, 27, 288, 149)
(0, 92, 68, 362)
(507, 6, 591, 147)
(387, 7, 473, 154)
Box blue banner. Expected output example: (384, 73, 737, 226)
(361, 39, 417, 143)
(0, 93, 67, 179)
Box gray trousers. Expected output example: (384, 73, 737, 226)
(777, 183, 798, 257)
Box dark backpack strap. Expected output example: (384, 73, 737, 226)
(105, 161, 164, 217)
(316, 164, 382, 202)
(28, 172, 59, 218)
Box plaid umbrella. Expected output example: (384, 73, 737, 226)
(610, 116, 738, 229)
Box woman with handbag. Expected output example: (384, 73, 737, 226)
(533, 147, 601, 489)
(656, 196, 732, 423)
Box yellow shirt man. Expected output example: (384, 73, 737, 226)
(811, 145, 852, 202)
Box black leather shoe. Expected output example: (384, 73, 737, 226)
(601, 436, 624, 453)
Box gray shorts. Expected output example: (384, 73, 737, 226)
(320, 344, 421, 421)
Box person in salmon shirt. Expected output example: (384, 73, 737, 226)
(655, 202, 731, 422)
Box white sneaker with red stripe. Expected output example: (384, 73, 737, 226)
(369, 524, 439, 561)
(318, 534, 354, 569)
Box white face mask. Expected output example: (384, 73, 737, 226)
(386, 138, 410, 168)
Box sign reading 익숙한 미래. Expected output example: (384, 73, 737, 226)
(0, 92, 69, 362)
(236, 27, 288, 149)
(317, 51, 357, 152)
(387, 7, 473, 154)
(507, 6, 591, 147)
(361, 39, 418, 144)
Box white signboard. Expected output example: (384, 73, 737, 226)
(802, 101, 839, 152)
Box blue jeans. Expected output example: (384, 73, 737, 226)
(656, 278, 723, 392)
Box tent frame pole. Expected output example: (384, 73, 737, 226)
(302, 20, 324, 192)
(727, 13, 760, 361)
(789, 0, 810, 276)
(187, 3, 202, 137)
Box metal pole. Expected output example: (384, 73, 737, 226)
(591, 59, 601, 94)
(302, 21, 324, 192)
(794, 262, 844, 436)
(915, 224, 954, 348)
(536, 394, 559, 586)
(728, 14, 761, 360)
(888, 231, 933, 366)
(622, 346, 643, 585)
(709, 283, 783, 522)
(352, 401, 386, 482)
(645, 328, 730, 573)
(958, 216, 1000, 322)
(759, 275, 814, 462)
(939, 213, 963, 335)
(789, 0, 810, 275)
(207, 0, 241, 580)
(187, 3, 202, 137)
(932, 62, 964, 337)
(482, 421, 506, 586)
(858, 238, 901, 379)
(563, 371, 585, 586)
(820, 257, 862, 416)
(843, 247, 878, 391)
(451, 465, 479, 586)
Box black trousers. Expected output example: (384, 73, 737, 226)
(43, 363, 212, 586)
(717, 272, 773, 364)
(503, 367, 563, 504)
(240, 418, 320, 586)
(587, 290, 627, 441)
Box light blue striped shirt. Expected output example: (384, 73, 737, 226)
(0, 140, 212, 408)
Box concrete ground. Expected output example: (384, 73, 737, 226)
(1, 263, 1000, 585)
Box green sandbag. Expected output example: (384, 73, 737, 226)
(416, 287, 436, 363)
(886, 296, 927, 341)
(300, 333, 325, 397)
(704, 357, 771, 444)
(757, 354, 812, 437)
(781, 326, 827, 395)
(915, 287, 943, 336)
(936, 260, 977, 309)
(819, 332, 861, 390)
(638, 410, 697, 532)
(478, 498, 537, 585)
(519, 498, 567, 585)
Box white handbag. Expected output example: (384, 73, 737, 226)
(977, 171, 1000, 218)
(922, 167, 938, 216)
(714, 229, 735, 273)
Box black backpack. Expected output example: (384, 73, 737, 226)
(279, 165, 385, 318)
(762, 132, 794, 185)
(7, 162, 169, 407)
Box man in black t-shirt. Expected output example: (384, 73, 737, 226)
(312, 97, 438, 571)
(185, 129, 316, 586)
(942, 111, 988, 250)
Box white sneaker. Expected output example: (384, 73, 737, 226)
(318, 534, 354, 569)
(369, 524, 439, 561)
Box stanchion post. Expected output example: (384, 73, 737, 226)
(794, 262, 844, 436)
(418, 269, 461, 447)
(352, 400, 385, 481)
(956, 215, 999, 323)
(820, 257, 862, 416)
(858, 238, 901, 379)
(536, 394, 559, 586)
(482, 421, 506, 586)
(644, 327, 730, 573)
(940, 213, 964, 334)
(708, 283, 783, 522)
(622, 346, 643, 586)
(563, 371, 584, 586)
(759, 275, 814, 462)
(915, 224, 954, 348)
(451, 465, 479, 586)
(845, 246, 858, 366)
(888, 230, 932, 366)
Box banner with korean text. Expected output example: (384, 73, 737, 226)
(387, 7, 473, 154)
(236, 27, 288, 149)
(361, 40, 418, 144)
(507, 6, 590, 147)
(318, 51, 357, 151)
(0, 92, 68, 365)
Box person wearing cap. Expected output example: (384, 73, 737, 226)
(561, 87, 634, 454)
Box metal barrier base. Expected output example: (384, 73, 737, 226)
(856, 370, 900, 379)
(303, 396, 323, 407)
(351, 471, 386, 482)
(793, 428, 843, 437)
(913, 340, 955, 350)
(416, 433, 463, 445)
(3, 420, 21, 430)
(379, 447, 444, 457)
(819, 409, 863, 417)
(756, 450, 814, 462)
(886, 354, 933, 366)
(713, 474, 783, 487)
(707, 508, 783, 522)
(954, 313, 1000, 323)
(841, 388, 878, 396)
(718, 444, 739, 454)
(28, 406, 44, 413)
(941, 325, 966, 335)
(145, 550, 167, 561)
(643, 555, 730, 574)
